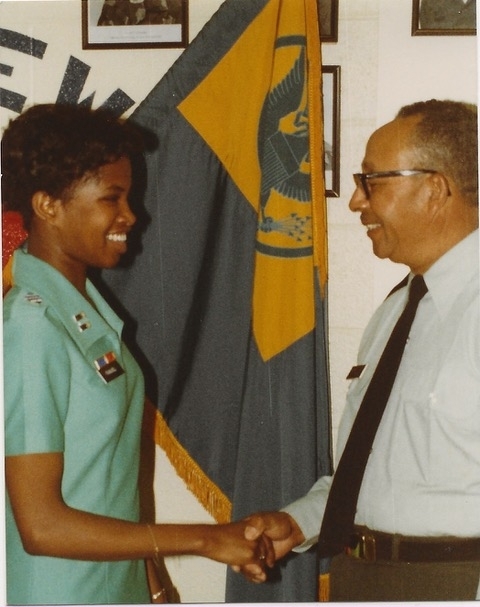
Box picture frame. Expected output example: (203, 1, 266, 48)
(318, 0, 339, 42)
(412, 0, 476, 36)
(81, 0, 189, 50)
(322, 65, 341, 198)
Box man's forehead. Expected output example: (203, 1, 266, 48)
(362, 117, 419, 169)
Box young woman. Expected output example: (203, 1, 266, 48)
(2, 104, 271, 604)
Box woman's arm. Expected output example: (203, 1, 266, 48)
(6, 451, 273, 573)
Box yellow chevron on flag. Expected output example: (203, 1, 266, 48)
(179, 0, 326, 362)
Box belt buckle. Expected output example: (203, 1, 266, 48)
(347, 532, 377, 561)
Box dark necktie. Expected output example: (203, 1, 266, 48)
(317, 275, 428, 558)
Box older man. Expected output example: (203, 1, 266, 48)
(240, 100, 479, 602)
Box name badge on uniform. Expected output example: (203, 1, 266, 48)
(94, 351, 125, 383)
(346, 364, 367, 380)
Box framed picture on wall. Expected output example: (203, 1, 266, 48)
(82, 0, 189, 49)
(412, 0, 476, 35)
(318, 0, 339, 42)
(322, 65, 341, 198)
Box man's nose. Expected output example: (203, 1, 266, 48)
(349, 185, 369, 213)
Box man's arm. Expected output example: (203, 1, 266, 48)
(244, 511, 306, 558)
(233, 475, 333, 582)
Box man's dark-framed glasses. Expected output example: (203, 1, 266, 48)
(353, 169, 438, 199)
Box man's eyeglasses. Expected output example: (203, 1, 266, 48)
(353, 169, 438, 199)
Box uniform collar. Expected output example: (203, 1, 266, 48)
(12, 248, 124, 355)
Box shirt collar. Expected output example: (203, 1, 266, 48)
(12, 248, 124, 352)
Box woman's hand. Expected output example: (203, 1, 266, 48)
(198, 521, 275, 582)
(231, 511, 306, 582)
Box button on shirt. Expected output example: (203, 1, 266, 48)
(285, 230, 480, 548)
(4, 248, 150, 605)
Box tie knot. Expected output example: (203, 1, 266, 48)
(409, 275, 428, 304)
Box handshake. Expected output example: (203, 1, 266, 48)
(202, 511, 305, 583)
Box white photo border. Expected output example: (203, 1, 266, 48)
(82, 0, 189, 50)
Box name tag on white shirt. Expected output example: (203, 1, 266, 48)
(346, 364, 367, 380)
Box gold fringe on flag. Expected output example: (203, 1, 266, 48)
(305, 0, 328, 296)
(144, 398, 232, 524)
(318, 572, 330, 602)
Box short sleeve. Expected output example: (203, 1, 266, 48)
(4, 296, 71, 456)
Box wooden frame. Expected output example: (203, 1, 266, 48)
(412, 0, 476, 36)
(318, 0, 339, 42)
(322, 65, 341, 198)
(82, 0, 189, 50)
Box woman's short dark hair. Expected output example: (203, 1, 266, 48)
(396, 99, 478, 207)
(1, 103, 145, 228)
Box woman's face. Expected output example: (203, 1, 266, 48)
(53, 156, 136, 272)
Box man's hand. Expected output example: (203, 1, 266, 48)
(231, 511, 305, 582)
(199, 520, 274, 582)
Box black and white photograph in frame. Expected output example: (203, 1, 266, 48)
(82, 0, 189, 49)
(412, 0, 476, 35)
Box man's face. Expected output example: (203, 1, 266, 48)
(349, 116, 436, 272)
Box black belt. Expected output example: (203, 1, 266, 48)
(347, 526, 480, 563)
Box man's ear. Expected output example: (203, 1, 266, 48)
(429, 172, 451, 205)
(424, 172, 451, 221)
(31, 191, 61, 223)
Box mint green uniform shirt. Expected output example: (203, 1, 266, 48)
(4, 248, 150, 605)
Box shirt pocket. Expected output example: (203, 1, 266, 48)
(429, 356, 480, 425)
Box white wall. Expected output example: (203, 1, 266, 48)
(0, 0, 477, 602)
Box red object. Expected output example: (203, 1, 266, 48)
(2, 211, 28, 268)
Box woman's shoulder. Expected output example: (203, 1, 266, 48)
(4, 284, 49, 320)
(3, 284, 66, 345)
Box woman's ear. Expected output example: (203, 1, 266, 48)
(31, 191, 60, 223)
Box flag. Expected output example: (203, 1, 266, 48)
(102, 0, 332, 601)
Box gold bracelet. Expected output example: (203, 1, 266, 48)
(147, 524, 160, 559)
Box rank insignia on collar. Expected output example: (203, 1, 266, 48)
(25, 292, 42, 304)
(73, 311, 91, 332)
(94, 351, 125, 383)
